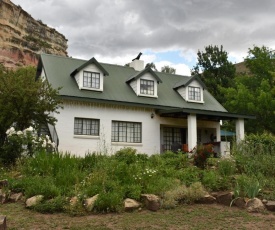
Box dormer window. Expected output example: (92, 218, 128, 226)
(140, 79, 154, 95)
(188, 86, 201, 101)
(173, 75, 206, 104)
(70, 57, 109, 92)
(83, 71, 100, 89)
(126, 67, 162, 98)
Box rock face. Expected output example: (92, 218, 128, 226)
(0, 0, 68, 69)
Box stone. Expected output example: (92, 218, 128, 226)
(0, 215, 7, 230)
(232, 197, 246, 209)
(0, 190, 8, 204)
(9, 192, 23, 202)
(246, 198, 266, 213)
(84, 194, 99, 212)
(69, 196, 79, 207)
(215, 191, 233, 206)
(0, 180, 8, 189)
(124, 198, 141, 212)
(197, 194, 216, 204)
(141, 194, 161, 211)
(265, 200, 275, 212)
(26, 195, 44, 207)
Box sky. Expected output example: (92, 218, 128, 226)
(12, 0, 275, 76)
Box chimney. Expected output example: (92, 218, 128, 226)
(130, 59, 144, 71)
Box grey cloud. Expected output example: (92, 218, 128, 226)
(12, 0, 275, 61)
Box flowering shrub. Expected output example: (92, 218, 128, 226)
(1, 126, 56, 165)
(192, 144, 214, 169)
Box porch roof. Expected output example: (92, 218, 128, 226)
(157, 108, 256, 121)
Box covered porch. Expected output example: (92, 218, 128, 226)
(157, 108, 255, 155)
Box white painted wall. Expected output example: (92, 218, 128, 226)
(177, 86, 186, 100)
(54, 100, 221, 157)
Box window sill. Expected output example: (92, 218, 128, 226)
(137, 93, 158, 98)
(111, 142, 143, 146)
(186, 100, 204, 104)
(74, 135, 100, 139)
(80, 86, 103, 92)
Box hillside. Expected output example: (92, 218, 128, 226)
(0, 0, 68, 69)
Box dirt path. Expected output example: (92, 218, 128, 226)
(1, 202, 275, 229)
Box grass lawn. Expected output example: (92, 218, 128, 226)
(1, 202, 275, 230)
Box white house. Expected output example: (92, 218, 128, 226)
(36, 54, 254, 156)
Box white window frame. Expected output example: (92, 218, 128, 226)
(188, 86, 202, 102)
(83, 71, 100, 89)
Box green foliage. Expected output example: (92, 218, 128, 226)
(192, 45, 236, 104)
(94, 192, 123, 213)
(217, 158, 236, 177)
(32, 196, 68, 213)
(223, 45, 275, 134)
(193, 144, 213, 169)
(3, 139, 275, 214)
(113, 147, 138, 164)
(0, 126, 55, 165)
(177, 166, 201, 186)
(162, 182, 206, 208)
(233, 175, 261, 199)
(0, 65, 62, 148)
(161, 65, 176, 74)
(233, 133, 275, 177)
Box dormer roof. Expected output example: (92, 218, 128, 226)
(173, 75, 206, 90)
(70, 57, 109, 77)
(126, 67, 163, 84)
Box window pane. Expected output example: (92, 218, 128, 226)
(112, 121, 141, 143)
(74, 118, 99, 136)
(188, 86, 201, 101)
(83, 71, 100, 89)
(140, 79, 154, 95)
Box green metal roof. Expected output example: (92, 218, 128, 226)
(173, 75, 207, 89)
(38, 53, 228, 113)
(70, 57, 109, 77)
(126, 67, 163, 83)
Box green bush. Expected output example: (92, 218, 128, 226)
(94, 191, 123, 213)
(217, 158, 236, 177)
(177, 166, 201, 186)
(201, 170, 232, 191)
(32, 196, 68, 213)
(114, 147, 138, 164)
(233, 175, 262, 199)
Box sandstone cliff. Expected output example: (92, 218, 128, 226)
(0, 0, 68, 68)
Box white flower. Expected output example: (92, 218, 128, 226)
(25, 126, 33, 133)
(6, 127, 16, 136)
(51, 142, 56, 148)
(42, 140, 47, 148)
(45, 135, 50, 140)
(17, 131, 23, 135)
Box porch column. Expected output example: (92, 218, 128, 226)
(216, 122, 221, 142)
(236, 118, 245, 143)
(188, 114, 197, 151)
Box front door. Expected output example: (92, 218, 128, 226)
(162, 127, 186, 152)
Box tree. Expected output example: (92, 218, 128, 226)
(0, 65, 62, 146)
(161, 65, 176, 74)
(192, 45, 236, 104)
(222, 46, 275, 134)
(145, 62, 158, 71)
(244, 45, 275, 85)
